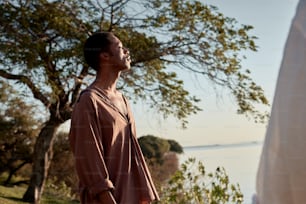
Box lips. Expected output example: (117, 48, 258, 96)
(126, 56, 131, 63)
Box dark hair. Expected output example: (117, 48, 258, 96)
(83, 32, 115, 70)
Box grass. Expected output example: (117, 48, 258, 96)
(0, 185, 79, 204)
(0, 172, 79, 204)
(0, 185, 26, 204)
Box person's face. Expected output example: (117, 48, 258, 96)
(108, 36, 131, 71)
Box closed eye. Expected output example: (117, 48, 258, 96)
(120, 46, 129, 54)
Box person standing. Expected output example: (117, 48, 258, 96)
(69, 32, 159, 204)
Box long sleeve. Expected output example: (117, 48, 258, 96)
(69, 91, 114, 198)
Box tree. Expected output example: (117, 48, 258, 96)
(139, 135, 171, 164)
(0, 81, 41, 186)
(167, 139, 184, 154)
(138, 135, 183, 191)
(0, 0, 268, 202)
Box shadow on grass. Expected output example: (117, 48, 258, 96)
(0, 195, 27, 204)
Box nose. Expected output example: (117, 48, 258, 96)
(123, 47, 129, 55)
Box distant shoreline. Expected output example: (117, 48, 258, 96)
(183, 140, 263, 151)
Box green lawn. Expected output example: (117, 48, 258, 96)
(0, 185, 79, 204)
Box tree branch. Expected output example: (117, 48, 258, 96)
(0, 70, 50, 108)
(70, 65, 89, 106)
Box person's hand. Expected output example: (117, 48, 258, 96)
(98, 190, 117, 204)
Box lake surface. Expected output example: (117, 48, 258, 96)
(180, 141, 263, 204)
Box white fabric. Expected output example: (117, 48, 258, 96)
(256, 0, 306, 203)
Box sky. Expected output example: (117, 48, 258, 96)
(132, 0, 300, 147)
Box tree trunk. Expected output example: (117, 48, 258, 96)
(22, 119, 61, 203)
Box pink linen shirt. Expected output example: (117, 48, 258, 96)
(69, 87, 159, 204)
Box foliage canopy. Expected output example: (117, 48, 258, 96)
(0, 0, 268, 127)
(0, 81, 41, 185)
(138, 135, 183, 164)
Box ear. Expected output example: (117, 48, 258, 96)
(99, 52, 110, 61)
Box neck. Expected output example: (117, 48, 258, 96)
(91, 67, 121, 93)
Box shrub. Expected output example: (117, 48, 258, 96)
(159, 158, 244, 204)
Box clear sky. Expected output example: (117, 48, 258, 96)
(133, 0, 300, 146)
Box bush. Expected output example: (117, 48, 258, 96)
(159, 158, 244, 204)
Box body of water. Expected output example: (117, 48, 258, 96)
(180, 141, 263, 204)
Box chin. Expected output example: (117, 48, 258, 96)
(120, 66, 131, 73)
(124, 63, 131, 70)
